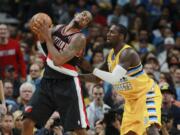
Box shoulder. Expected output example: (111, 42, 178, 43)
(72, 33, 86, 40)
(118, 46, 141, 67)
(71, 33, 86, 45)
(121, 47, 139, 58)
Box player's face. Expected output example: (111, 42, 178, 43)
(74, 11, 92, 28)
(106, 25, 121, 44)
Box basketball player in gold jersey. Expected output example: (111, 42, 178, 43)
(79, 24, 162, 135)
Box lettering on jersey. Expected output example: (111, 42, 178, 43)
(53, 36, 68, 52)
(113, 77, 132, 91)
(0, 49, 15, 57)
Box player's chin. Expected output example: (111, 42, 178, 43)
(74, 21, 82, 29)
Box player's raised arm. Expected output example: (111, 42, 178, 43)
(78, 60, 108, 83)
(51, 33, 86, 66)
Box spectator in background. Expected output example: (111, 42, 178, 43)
(35, 111, 63, 135)
(107, 5, 129, 27)
(13, 110, 23, 131)
(159, 72, 176, 97)
(174, 68, 180, 101)
(145, 53, 160, 81)
(0, 112, 21, 135)
(144, 62, 154, 75)
(129, 16, 143, 37)
(27, 63, 42, 91)
(132, 29, 156, 59)
(3, 80, 18, 112)
(103, 109, 121, 135)
(94, 119, 104, 135)
(123, 0, 139, 18)
(34, 56, 45, 77)
(4, 65, 22, 99)
(160, 82, 180, 129)
(86, 84, 110, 133)
(17, 82, 35, 111)
(0, 24, 26, 82)
(158, 37, 175, 72)
(91, 4, 107, 26)
(90, 48, 105, 69)
(160, 111, 180, 135)
(147, 0, 162, 28)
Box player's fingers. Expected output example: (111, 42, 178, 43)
(31, 26, 40, 34)
(36, 18, 44, 26)
(33, 21, 41, 28)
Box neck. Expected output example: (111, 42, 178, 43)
(22, 99, 28, 105)
(113, 42, 125, 55)
(0, 38, 8, 44)
(2, 129, 12, 135)
(95, 101, 103, 107)
(65, 20, 81, 33)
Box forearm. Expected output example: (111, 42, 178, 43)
(46, 39, 64, 65)
(93, 65, 127, 84)
(78, 58, 94, 73)
(78, 73, 101, 83)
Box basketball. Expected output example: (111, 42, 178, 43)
(29, 12, 52, 35)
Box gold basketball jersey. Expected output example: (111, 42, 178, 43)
(107, 44, 153, 99)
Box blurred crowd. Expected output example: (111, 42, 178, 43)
(0, 0, 180, 135)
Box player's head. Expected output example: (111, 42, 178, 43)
(73, 10, 93, 29)
(107, 24, 128, 45)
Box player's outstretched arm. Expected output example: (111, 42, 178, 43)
(91, 48, 139, 84)
(78, 60, 108, 83)
(78, 73, 101, 83)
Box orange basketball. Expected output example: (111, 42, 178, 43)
(29, 12, 52, 34)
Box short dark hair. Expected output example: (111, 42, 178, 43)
(92, 84, 104, 93)
(116, 24, 128, 39)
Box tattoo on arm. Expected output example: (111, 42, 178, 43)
(49, 34, 86, 66)
(62, 34, 85, 58)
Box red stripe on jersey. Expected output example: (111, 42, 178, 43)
(77, 76, 89, 127)
(62, 63, 77, 71)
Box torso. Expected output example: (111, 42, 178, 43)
(44, 25, 82, 79)
(107, 44, 153, 99)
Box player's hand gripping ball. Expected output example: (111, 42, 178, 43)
(29, 12, 52, 41)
